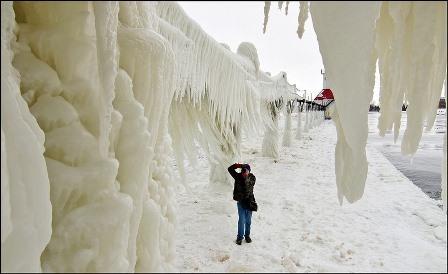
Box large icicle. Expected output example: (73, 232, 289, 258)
(400, 2, 447, 155)
(310, 2, 380, 204)
(374, 2, 446, 153)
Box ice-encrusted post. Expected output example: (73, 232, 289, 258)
(295, 101, 302, 139)
(282, 100, 295, 147)
(303, 96, 309, 133)
(209, 124, 242, 186)
(443, 83, 447, 214)
(262, 99, 283, 159)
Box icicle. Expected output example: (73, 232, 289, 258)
(278, 1, 284, 10)
(263, 1, 271, 34)
(92, 2, 119, 158)
(285, 1, 290, 16)
(311, 2, 380, 204)
(297, 1, 309, 39)
(401, 2, 447, 155)
(375, 2, 446, 155)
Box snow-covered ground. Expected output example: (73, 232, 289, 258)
(173, 114, 447, 272)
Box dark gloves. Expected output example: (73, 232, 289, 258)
(232, 163, 251, 171)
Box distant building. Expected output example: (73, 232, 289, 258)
(313, 88, 334, 107)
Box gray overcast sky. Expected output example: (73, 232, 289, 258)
(179, 1, 381, 102)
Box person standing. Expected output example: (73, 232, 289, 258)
(228, 163, 257, 245)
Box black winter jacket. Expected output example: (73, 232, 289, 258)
(228, 164, 256, 208)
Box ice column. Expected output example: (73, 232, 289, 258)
(295, 102, 302, 139)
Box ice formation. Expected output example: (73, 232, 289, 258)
(303, 94, 310, 134)
(1, 3, 52, 272)
(260, 72, 297, 158)
(1, 1, 299, 272)
(443, 81, 447, 213)
(297, 1, 309, 39)
(265, 1, 447, 206)
(282, 93, 300, 147)
(2, 1, 446, 272)
(263, 1, 271, 34)
(285, 1, 290, 16)
(278, 1, 284, 10)
(157, 2, 264, 185)
(295, 101, 303, 139)
(443, 130, 447, 214)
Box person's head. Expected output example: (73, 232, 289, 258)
(241, 164, 251, 177)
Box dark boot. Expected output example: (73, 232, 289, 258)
(236, 238, 242, 245)
(245, 235, 252, 243)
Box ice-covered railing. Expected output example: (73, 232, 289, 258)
(156, 2, 265, 184)
(281, 90, 303, 147)
(263, 1, 447, 208)
(259, 71, 298, 158)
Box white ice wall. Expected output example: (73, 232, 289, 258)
(2, 1, 178, 272)
(1, 3, 52, 272)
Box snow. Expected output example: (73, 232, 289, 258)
(174, 114, 447, 272)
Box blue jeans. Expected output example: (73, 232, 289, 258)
(237, 201, 252, 240)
